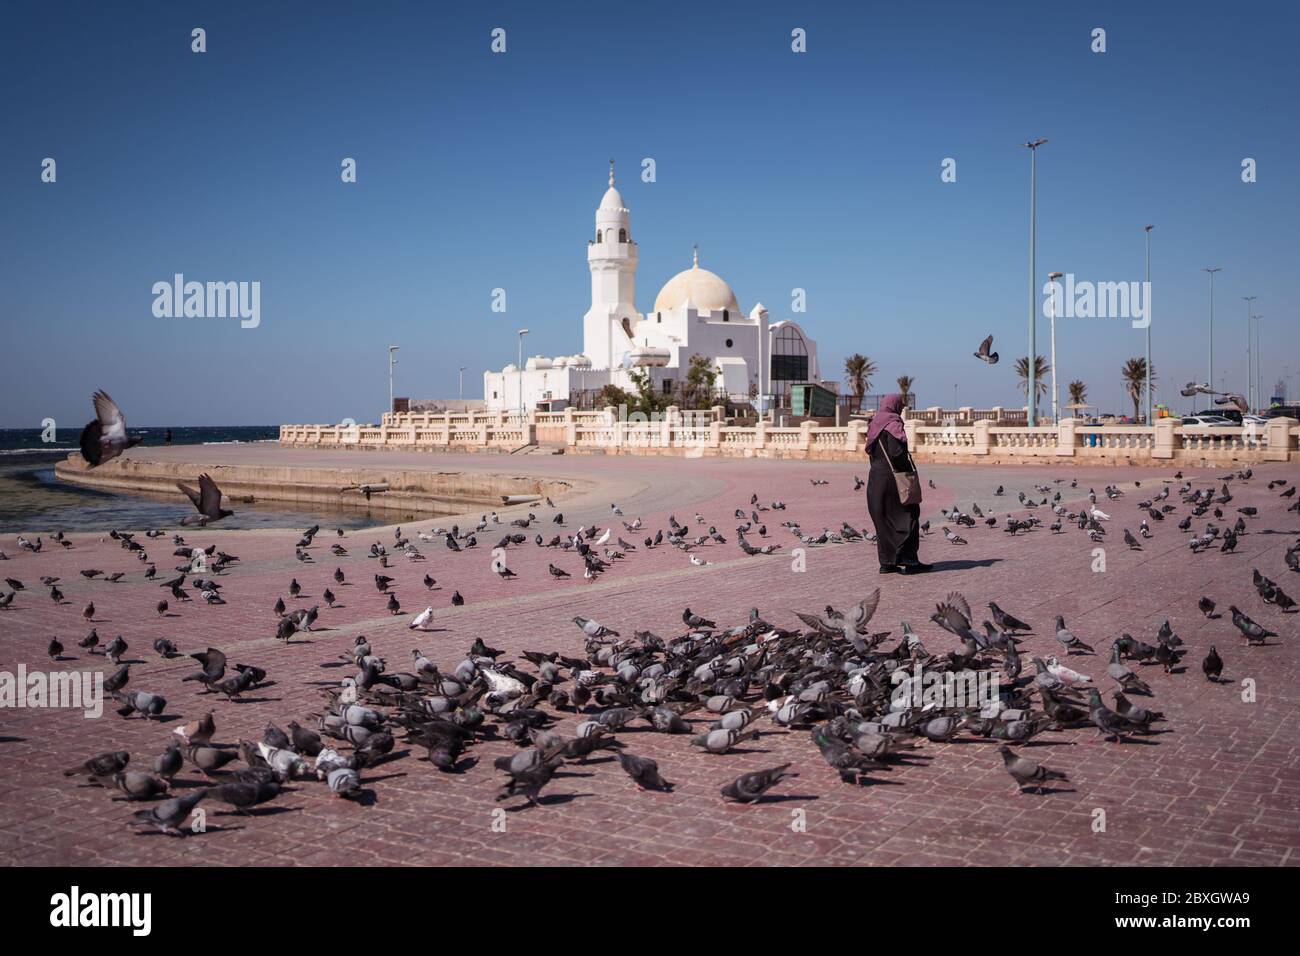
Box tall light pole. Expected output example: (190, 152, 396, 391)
(1243, 296, 1257, 411)
(1048, 271, 1063, 422)
(1203, 267, 1220, 395)
(458, 366, 466, 401)
(1143, 225, 1153, 422)
(516, 329, 529, 417)
(388, 345, 400, 414)
(1022, 139, 1047, 425)
(1253, 315, 1263, 411)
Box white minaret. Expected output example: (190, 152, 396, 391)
(583, 160, 640, 369)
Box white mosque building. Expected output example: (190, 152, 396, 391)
(483, 165, 819, 413)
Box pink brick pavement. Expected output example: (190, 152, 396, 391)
(1, 447, 1297, 866)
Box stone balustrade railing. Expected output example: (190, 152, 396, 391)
(281, 412, 1299, 466)
(903, 406, 1028, 425)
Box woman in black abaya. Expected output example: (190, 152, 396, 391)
(864, 394, 929, 574)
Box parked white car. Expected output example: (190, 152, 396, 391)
(1181, 415, 1237, 427)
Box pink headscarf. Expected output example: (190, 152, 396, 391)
(865, 393, 908, 449)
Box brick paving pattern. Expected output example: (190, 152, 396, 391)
(1, 449, 1297, 866)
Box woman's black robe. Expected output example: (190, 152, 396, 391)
(865, 430, 921, 567)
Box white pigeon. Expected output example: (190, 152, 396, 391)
(480, 668, 527, 696)
(690, 554, 710, 567)
(408, 606, 434, 630)
(338, 677, 358, 704)
(1046, 656, 1093, 685)
(594, 528, 611, 546)
(1090, 506, 1111, 521)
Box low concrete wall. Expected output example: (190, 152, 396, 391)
(55, 454, 581, 517)
(280, 411, 1300, 468)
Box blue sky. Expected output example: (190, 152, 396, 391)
(1, 0, 1296, 426)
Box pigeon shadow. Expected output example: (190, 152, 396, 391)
(360, 768, 409, 784)
(554, 768, 598, 780)
(1014, 784, 1076, 796)
(362, 749, 410, 768)
(212, 805, 303, 818)
(752, 793, 821, 803)
(509, 791, 591, 811)
(929, 559, 1004, 571)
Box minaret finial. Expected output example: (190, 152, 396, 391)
(692, 244, 699, 268)
(609, 158, 615, 187)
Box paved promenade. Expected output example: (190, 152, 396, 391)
(1, 447, 1297, 866)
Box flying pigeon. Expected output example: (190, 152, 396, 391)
(176, 474, 233, 525)
(974, 334, 999, 364)
(79, 390, 143, 467)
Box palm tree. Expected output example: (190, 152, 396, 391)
(843, 354, 878, 411)
(896, 375, 915, 409)
(1015, 355, 1050, 402)
(1121, 358, 1156, 422)
(1067, 380, 1087, 407)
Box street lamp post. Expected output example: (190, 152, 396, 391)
(1048, 271, 1063, 423)
(458, 367, 465, 401)
(1203, 267, 1220, 395)
(1253, 316, 1263, 411)
(516, 329, 529, 418)
(1243, 296, 1257, 411)
(388, 345, 400, 414)
(1143, 225, 1153, 423)
(1022, 139, 1047, 426)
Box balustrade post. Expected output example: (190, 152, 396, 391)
(1056, 417, 1077, 457)
(799, 420, 817, 451)
(1264, 417, 1297, 462)
(1152, 418, 1176, 459)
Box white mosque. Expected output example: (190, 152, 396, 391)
(483, 164, 819, 412)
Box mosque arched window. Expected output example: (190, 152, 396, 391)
(619, 228, 627, 242)
(770, 326, 809, 383)
(596, 229, 602, 243)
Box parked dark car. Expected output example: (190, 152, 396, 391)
(1194, 408, 1242, 423)
(1265, 404, 1300, 419)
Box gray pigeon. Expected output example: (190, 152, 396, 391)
(999, 745, 1068, 794)
(1054, 615, 1095, 654)
(691, 727, 757, 754)
(1106, 645, 1151, 694)
(721, 764, 797, 803)
(130, 790, 206, 835)
(617, 753, 673, 791)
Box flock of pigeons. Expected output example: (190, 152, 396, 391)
(3, 389, 1297, 837)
